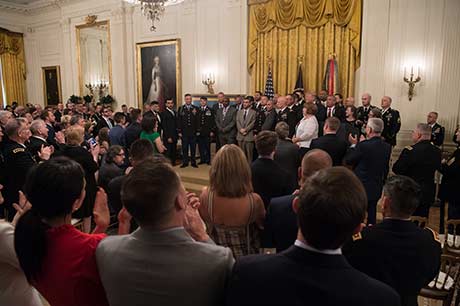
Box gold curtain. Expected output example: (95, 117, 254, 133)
(248, 0, 362, 97)
(0, 28, 27, 106)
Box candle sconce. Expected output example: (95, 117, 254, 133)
(403, 67, 421, 101)
(202, 73, 215, 94)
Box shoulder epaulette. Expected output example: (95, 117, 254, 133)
(447, 157, 455, 166)
(12, 148, 25, 154)
(425, 227, 441, 243)
(352, 232, 362, 241)
(405, 145, 413, 151)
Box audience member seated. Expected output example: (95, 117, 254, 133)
(343, 175, 441, 306)
(263, 149, 332, 253)
(310, 117, 348, 166)
(55, 125, 99, 233)
(108, 112, 126, 147)
(107, 139, 156, 214)
(226, 167, 401, 306)
(98, 145, 125, 191)
(0, 186, 42, 306)
(344, 118, 391, 225)
(96, 160, 234, 306)
(252, 131, 294, 207)
(274, 122, 300, 189)
(14, 157, 129, 306)
(140, 115, 165, 154)
(292, 103, 319, 157)
(199, 144, 265, 258)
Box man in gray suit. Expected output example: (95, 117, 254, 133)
(96, 160, 234, 306)
(237, 96, 257, 162)
(215, 97, 237, 147)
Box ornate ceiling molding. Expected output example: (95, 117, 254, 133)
(0, 0, 71, 15)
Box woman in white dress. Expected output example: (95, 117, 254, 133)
(146, 56, 163, 107)
(292, 103, 319, 158)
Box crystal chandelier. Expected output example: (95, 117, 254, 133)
(126, 0, 184, 31)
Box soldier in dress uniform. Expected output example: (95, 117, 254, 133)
(276, 96, 297, 138)
(250, 96, 264, 136)
(380, 96, 401, 146)
(427, 111, 445, 147)
(3, 118, 51, 220)
(177, 94, 199, 168)
(343, 175, 442, 306)
(393, 123, 442, 218)
(356, 93, 377, 128)
(196, 96, 215, 165)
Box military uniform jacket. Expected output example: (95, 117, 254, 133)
(439, 148, 460, 202)
(196, 106, 215, 137)
(253, 108, 266, 134)
(430, 123, 445, 147)
(177, 105, 199, 137)
(3, 141, 36, 207)
(393, 140, 442, 205)
(343, 219, 441, 306)
(356, 105, 377, 125)
(381, 108, 401, 146)
(277, 108, 297, 137)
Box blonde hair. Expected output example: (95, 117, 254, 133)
(209, 144, 252, 198)
(65, 125, 85, 146)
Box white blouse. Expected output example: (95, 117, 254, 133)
(295, 115, 319, 148)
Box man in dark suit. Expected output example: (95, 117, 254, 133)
(273, 122, 300, 188)
(40, 110, 57, 145)
(160, 100, 178, 165)
(121, 104, 131, 124)
(393, 123, 442, 218)
(54, 103, 64, 122)
(196, 97, 215, 165)
(343, 175, 441, 306)
(325, 95, 345, 121)
(178, 94, 199, 168)
(124, 109, 142, 152)
(344, 118, 392, 225)
(227, 167, 401, 306)
(380, 96, 401, 146)
(427, 111, 445, 147)
(27, 119, 51, 161)
(108, 112, 126, 147)
(310, 117, 348, 166)
(94, 106, 114, 136)
(251, 131, 294, 208)
(263, 148, 332, 253)
(150, 101, 162, 135)
(356, 93, 377, 128)
(306, 93, 326, 135)
(212, 92, 225, 151)
(261, 100, 276, 131)
(215, 97, 237, 147)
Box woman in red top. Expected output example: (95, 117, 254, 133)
(14, 157, 119, 306)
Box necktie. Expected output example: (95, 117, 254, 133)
(106, 118, 113, 129)
(327, 108, 332, 117)
(243, 110, 247, 121)
(223, 107, 227, 120)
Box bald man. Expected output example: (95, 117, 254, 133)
(393, 123, 442, 218)
(356, 93, 377, 127)
(276, 96, 297, 137)
(262, 149, 333, 252)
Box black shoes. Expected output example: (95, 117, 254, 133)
(180, 164, 188, 168)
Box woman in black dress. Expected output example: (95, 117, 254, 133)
(343, 106, 360, 141)
(56, 125, 99, 232)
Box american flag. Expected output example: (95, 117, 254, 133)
(264, 68, 275, 100)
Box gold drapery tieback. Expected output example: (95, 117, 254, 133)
(248, 0, 362, 97)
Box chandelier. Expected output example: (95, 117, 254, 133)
(125, 0, 184, 31)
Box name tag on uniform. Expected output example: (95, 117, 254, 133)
(206, 111, 212, 116)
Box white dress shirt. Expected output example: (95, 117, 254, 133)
(294, 239, 342, 255)
(295, 115, 318, 148)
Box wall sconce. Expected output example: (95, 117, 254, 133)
(202, 72, 215, 94)
(403, 66, 421, 101)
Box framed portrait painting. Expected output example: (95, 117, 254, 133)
(136, 39, 181, 111)
(42, 66, 62, 106)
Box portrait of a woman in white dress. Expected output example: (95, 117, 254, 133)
(145, 56, 164, 109)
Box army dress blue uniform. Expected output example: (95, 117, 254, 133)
(177, 104, 199, 167)
(381, 108, 401, 146)
(196, 105, 215, 164)
(430, 123, 445, 147)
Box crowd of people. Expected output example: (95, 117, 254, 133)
(0, 89, 459, 306)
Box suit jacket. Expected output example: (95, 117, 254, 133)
(310, 134, 348, 166)
(236, 109, 256, 142)
(26, 136, 48, 161)
(262, 194, 297, 252)
(226, 246, 401, 306)
(98, 161, 123, 191)
(344, 137, 392, 201)
(325, 104, 346, 121)
(46, 123, 56, 145)
(94, 117, 114, 137)
(108, 125, 126, 147)
(96, 228, 234, 306)
(124, 122, 142, 150)
(262, 109, 276, 131)
(274, 139, 300, 188)
(343, 219, 441, 306)
(393, 140, 441, 205)
(215, 106, 237, 137)
(251, 158, 294, 207)
(160, 109, 178, 141)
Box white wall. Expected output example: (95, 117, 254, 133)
(356, 0, 460, 149)
(0, 0, 248, 108)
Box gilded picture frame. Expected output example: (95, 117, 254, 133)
(136, 39, 181, 111)
(76, 20, 113, 96)
(42, 66, 62, 105)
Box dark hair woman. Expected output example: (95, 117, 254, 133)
(140, 115, 165, 153)
(14, 157, 111, 306)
